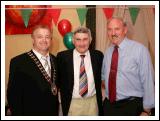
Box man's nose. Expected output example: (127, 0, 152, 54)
(42, 37, 48, 41)
(111, 30, 116, 35)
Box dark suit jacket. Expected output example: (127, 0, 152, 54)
(57, 49, 103, 116)
(7, 50, 59, 116)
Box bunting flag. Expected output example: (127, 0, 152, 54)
(103, 8, 114, 19)
(76, 8, 88, 25)
(5, 5, 52, 35)
(21, 9, 32, 28)
(47, 9, 61, 26)
(129, 7, 140, 25)
(5, 5, 53, 35)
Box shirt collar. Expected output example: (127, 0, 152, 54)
(74, 49, 89, 58)
(111, 37, 128, 50)
(32, 49, 49, 60)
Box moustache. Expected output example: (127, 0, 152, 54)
(112, 35, 118, 39)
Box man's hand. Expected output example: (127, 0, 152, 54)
(140, 109, 151, 116)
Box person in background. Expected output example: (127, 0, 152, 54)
(57, 27, 103, 116)
(102, 17, 155, 116)
(7, 25, 59, 116)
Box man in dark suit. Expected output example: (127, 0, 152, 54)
(57, 27, 103, 116)
(7, 25, 59, 116)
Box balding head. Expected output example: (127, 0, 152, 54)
(107, 17, 128, 45)
(107, 17, 127, 27)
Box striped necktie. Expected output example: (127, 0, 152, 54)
(41, 56, 51, 77)
(79, 55, 88, 97)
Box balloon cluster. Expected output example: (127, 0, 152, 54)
(58, 19, 74, 49)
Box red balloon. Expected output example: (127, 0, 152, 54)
(58, 19, 72, 36)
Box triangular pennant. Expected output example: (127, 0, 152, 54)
(21, 9, 32, 28)
(47, 9, 61, 26)
(103, 8, 114, 19)
(129, 7, 140, 25)
(76, 8, 88, 25)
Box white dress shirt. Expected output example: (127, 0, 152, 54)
(32, 49, 51, 73)
(72, 49, 96, 98)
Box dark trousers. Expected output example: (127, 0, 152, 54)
(103, 97, 143, 116)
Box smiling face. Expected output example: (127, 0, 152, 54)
(32, 26, 52, 55)
(107, 18, 127, 45)
(73, 32, 91, 54)
(72, 27, 92, 54)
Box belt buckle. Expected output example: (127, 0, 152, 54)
(128, 97, 136, 101)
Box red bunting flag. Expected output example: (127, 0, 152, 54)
(47, 9, 61, 26)
(103, 8, 114, 19)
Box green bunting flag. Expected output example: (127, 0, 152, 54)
(77, 8, 88, 26)
(129, 7, 140, 25)
(21, 9, 32, 28)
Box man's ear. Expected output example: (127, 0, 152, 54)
(32, 36, 35, 45)
(89, 37, 92, 44)
(72, 35, 75, 44)
(90, 40, 92, 44)
(72, 37, 75, 45)
(124, 27, 128, 35)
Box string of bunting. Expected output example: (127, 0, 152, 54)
(5, 5, 155, 35)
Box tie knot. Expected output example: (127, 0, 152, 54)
(41, 56, 48, 60)
(80, 55, 85, 59)
(114, 45, 119, 49)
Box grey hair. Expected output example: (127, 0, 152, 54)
(107, 16, 127, 27)
(73, 26, 92, 41)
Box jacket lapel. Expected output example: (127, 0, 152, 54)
(26, 51, 50, 91)
(67, 50, 74, 91)
(90, 50, 97, 84)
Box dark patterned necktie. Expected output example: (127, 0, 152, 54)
(108, 46, 119, 103)
(79, 55, 88, 97)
